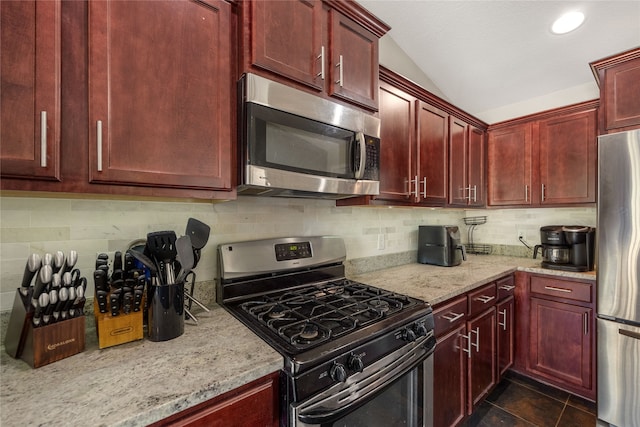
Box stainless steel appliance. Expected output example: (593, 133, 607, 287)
(533, 225, 595, 272)
(217, 236, 435, 427)
(597, 130, 640, 427)
(417, 225, 466, 267)
(237, 73, 381, 199)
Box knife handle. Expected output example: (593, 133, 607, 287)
(32, 265, 52, 309)
(123, 292, 133, 315)
(133, 287, 144, 312)
(20, 253, 42, 296)
(96, 290, 108, 313)
(93, 269, 108, 293)
(110, 290, 121, 316)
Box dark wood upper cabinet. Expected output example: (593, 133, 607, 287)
(590, 47, 640, 133)
(487, 101, 597, 207)
(250, 0, 324, 90)
(448, 117, 468, 206)
(376, 81, 415, 202)
(417, 101, 449, 205)
(1, 0, 61, 181)
(487, 123, 533, 206)
(88, 0, 233, 191)
(467, 126, 486, 207)
(242, 0, 388, 111)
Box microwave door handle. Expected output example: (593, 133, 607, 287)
(354, 132, 366, 179)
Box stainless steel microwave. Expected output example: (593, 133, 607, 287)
(237, 73, 380, 199)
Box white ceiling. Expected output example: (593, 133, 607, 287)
(358, 0, 640, 123)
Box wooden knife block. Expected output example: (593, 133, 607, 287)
(4, 289, 86, 368)
(93, 298, 144, 349)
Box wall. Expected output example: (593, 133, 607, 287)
(0, 195, 597, 311)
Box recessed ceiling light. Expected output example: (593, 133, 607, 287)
(551, 11, 585, 34)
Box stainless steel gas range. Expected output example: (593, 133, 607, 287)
(217, 236, 436, 427)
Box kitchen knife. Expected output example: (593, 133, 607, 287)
(96, 290, 108, 314)
(122, 292, 133, 315)
(53, 250, 65, 274)
(69, 269, 81, 289)
(51, 273, 61, 290)
(54, 286, 68, 321)
(32, 293, 49, 327)
(42, 252, 53, 267)
(62, 250, 78, 274)
(93, 269, 109, 292)
(62, 271, 73, 289)
(110, 289, 121, 316)
(133, 288, 144, 312)
(62, 294, 74, 320)
(44, 289, 57, 324)
(112, 251, 123, 281)
(31, 265, 52, 309)
(19, 253, 42, 297)
(124, 252, 135, 278)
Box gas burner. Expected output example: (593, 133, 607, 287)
(268, 304, 289, 319)
(368, 299, 390, 313)
(300, 323, 319, 340)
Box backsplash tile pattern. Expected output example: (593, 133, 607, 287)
(0, 195, 596, 311)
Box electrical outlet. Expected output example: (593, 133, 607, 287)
(377, 234, 385, 250)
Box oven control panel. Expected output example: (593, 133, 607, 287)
(275, 241, 312, 261)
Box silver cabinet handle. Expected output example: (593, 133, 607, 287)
(464, 186, 471, 201)
(476, 295, 495, 304)
(316, 46, 325, 80)
(541, 183, 546, 202)
(442, 312, 464, 323)
(472, 185, 477, 202)
(525, 185, 529, 202)
(335, 54, 343, 87)
(421, 177, 427, 198)
(583, 313, 588, 335)
(499, 285, 515, 291)
(544, 286, 572, 293)
(40, 111, 47, 167)
(409, 175, 418, 199)
(460, 332, 471, 358)
(499, 309, 507, 330)
(470, 327, 480, 352)
(96, 120, 103, 172)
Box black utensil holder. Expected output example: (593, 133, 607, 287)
(148, 282, 184, 342)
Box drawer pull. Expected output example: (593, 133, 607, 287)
(499, 309, 507, 330)
(499, 285, 515, 291)
(476, 295, 495, 304)
(544, 286, 572, 293)
(316, 46, 325, 80)
(584, 313, 588, 335)
(441, 312, 464, 323)
(96, 120, 103, 172)
(335, 54, 343, 87)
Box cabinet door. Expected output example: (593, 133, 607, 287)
(88, 0, 232, 190)
(496, 296, 514, 378)
(538, 109, 597, 204)
(377, 82, 414, 201)
(250, 0, 323, 90)
(1, 0, 60, 180)
(467, 126, 485, 207)
(416, 101, 448, 206)
(529, 297, 593, 390)
(603, 56, 640, 131)
(448, 117, 468, 206)
(434, 324, 467, 427)
(329, 10, 378, 110)
(467, 307, 497, 412)
(487, 123, 533, 206)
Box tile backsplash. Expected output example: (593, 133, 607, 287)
(0, 195, 595, 311)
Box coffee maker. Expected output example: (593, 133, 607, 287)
(533, 225, 595, 272)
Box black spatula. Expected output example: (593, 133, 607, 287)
(185, 218, 210, 268)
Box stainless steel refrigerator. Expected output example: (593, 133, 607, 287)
(597, 129, 640, 427)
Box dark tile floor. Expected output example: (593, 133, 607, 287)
(463, 371, 597, 427)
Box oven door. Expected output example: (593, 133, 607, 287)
(292, 337, 434, 427)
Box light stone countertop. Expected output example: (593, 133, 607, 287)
(351, 255, 596, 306)
(1, 255, 595, 426)
(0, 305, 283, 427)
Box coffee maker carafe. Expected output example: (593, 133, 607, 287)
(533, 225, 595, 272)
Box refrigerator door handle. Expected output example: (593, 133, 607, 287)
(619, 328, 640, 340)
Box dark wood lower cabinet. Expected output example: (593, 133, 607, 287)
(467, 307, 497, 410)
(433, 324, 467, 427)
(149, 372, 279, 427)
(496, 296, 515, 377)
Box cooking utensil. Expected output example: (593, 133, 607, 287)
(20, 253, 42, 297)
(146, 231, 178, 284)
(186, 218, 210, 268)
(53, 251, 65, 274)
(175, 235, 194, 284)
(127, 249, 157, 274)
(184, 291, 210, 312)
(31, 265, 52, 309)
(63, 250, 78, 274)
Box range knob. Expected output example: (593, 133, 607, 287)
(348, 354, 364, 373)
(402, 327, 417, 342)
(413, 322, 428, 337)
(330, 362, 347, 383)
